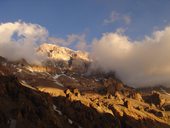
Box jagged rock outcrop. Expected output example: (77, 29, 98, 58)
(143, 91, 165, 107)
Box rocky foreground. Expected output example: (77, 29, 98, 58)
(0, 44, 170, 128)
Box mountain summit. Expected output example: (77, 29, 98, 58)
(38, 43, 89, 61)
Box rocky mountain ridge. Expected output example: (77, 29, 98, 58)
(0, 44, 170, 128)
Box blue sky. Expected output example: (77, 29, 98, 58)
(0, 0, 170, 42)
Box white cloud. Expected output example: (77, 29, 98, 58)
(90, 26, 170, 87)
(0, 21, 48, 63)
(0, 21, 89, 64)
(104, 11, 131, 25)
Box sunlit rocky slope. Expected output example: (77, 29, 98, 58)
(0, 43, 170, 128)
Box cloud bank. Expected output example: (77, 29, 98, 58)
(91, 27, 170, 87)
(0, 21, 88, 64)
(0, 21, 48, 63)
(1, 21, 170, 87)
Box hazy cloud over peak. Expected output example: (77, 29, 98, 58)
(48, 33, 89, 51)
(0, 21, 48, 63)
(1, 21, 170, 87)
(104, 11, 131, 25)
(91, 26, 170, 87)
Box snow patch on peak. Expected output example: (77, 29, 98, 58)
(37, 43, 89, 62)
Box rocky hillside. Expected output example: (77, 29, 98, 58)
(0, 44, 170, 128)
(0, 75, 76, 128)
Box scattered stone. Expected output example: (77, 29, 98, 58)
(115, 91, 122, 101)
(96, 102, 102, 107)
(124, 100, 133, 109)
(151, 103, 156, 109)
(143, 91, 165, 108)
(73, 88, 80, 97)
(107, 94, 113, 99)
(64, 89, 72, 98)
(134, 93, 143, 101)
(136, 106, 144, 111)
(147, 109, 165, 117)
(64, 89, 71, 95)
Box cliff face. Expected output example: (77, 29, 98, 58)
(0, 43, 170, 128)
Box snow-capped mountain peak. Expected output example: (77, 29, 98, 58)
(37, 43, 89, 61)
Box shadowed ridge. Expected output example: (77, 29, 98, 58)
(0, 75, 75, 128)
